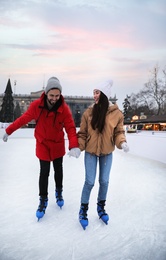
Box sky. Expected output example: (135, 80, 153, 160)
(0, 128, 166, 260)
(0, 0, 166, 109)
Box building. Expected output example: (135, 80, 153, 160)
(0, 90, 117, 127)
(124, 113, 166, 132)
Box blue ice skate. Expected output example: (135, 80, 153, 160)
(36, 196, 48, 221)
(97, 200, 109, 225)
(79, 203, 89, 230)
(55, 189, 64, 209)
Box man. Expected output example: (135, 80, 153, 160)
(3, 77, 80, 220)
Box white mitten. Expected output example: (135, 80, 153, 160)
(3, 133, 9, 142)
(121, 142, 129, 153)
(68, 148, 81, 158)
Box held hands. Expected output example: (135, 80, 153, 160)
(121, 142, 129, 153)
(3, 133, 9, 142)
(68, 148, 81, 158)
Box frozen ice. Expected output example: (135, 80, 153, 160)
(0, 129, 166, 260)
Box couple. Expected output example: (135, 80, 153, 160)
(3, 76, 129, 230)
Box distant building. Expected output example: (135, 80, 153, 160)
(124, 113, 166, 132)
(0, 89, 117, 127)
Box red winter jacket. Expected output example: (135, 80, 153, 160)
(6, 93, 79, 161)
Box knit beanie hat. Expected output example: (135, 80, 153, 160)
(95, 79, 113, 99)
(45, 77, 62, 94)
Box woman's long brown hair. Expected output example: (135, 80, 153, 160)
(91, 92, 109, 133)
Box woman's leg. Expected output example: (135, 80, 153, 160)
(98, 153, 113, 202)
(39, 160, 50, 197)
(81, 152, 98, 204)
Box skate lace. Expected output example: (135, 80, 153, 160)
(56, 191, 63, 201)
(98, 205, 107, 218)
(38, 198, 47, 212)
(80, 206, 88, 220)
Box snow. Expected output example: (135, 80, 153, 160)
(0, 128, 166, 260)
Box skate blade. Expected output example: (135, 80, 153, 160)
(57, 204, 63, 209)
(56, 201, 64, 209)
(80, 220, 88, 230)
(101, 216, 109, 225)
(102, 220, 108, 225)
(81, 224, 87, 230)
(36, 211, 45, 221)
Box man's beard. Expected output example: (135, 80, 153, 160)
(47, 98, 56, 108)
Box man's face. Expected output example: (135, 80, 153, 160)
(46, 89, 61, 106)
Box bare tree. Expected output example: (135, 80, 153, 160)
(143, 65, 166, 115)
(129, 92, 153, 116)
(162, 67, 166, 113)
(128, 65, 166, 115)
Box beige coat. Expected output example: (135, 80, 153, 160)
(78, 102, 127, 156)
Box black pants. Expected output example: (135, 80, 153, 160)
(39, 157, 63, 197)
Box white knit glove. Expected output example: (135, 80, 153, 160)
(121, 142, 129, 153)
(68, 148, 81, 158)
(3, 133, 9, 142)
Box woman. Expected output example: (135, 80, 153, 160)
(3, 77, 80, 221)
(77, 79, 129, 230)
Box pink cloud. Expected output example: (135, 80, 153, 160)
(43, 25, 134, 53)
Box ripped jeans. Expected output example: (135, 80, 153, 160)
(80, 151, 113, 204)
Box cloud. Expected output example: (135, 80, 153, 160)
(0, 0, 165, 109)
(1, 0, 166, 51)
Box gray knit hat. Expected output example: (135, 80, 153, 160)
(45, 77, 62, 94)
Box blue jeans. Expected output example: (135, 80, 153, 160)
(81, 152, 113, 204)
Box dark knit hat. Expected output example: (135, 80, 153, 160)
(45, 77, 62, 94)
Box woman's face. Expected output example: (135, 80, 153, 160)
(93, 89, 101, 104)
